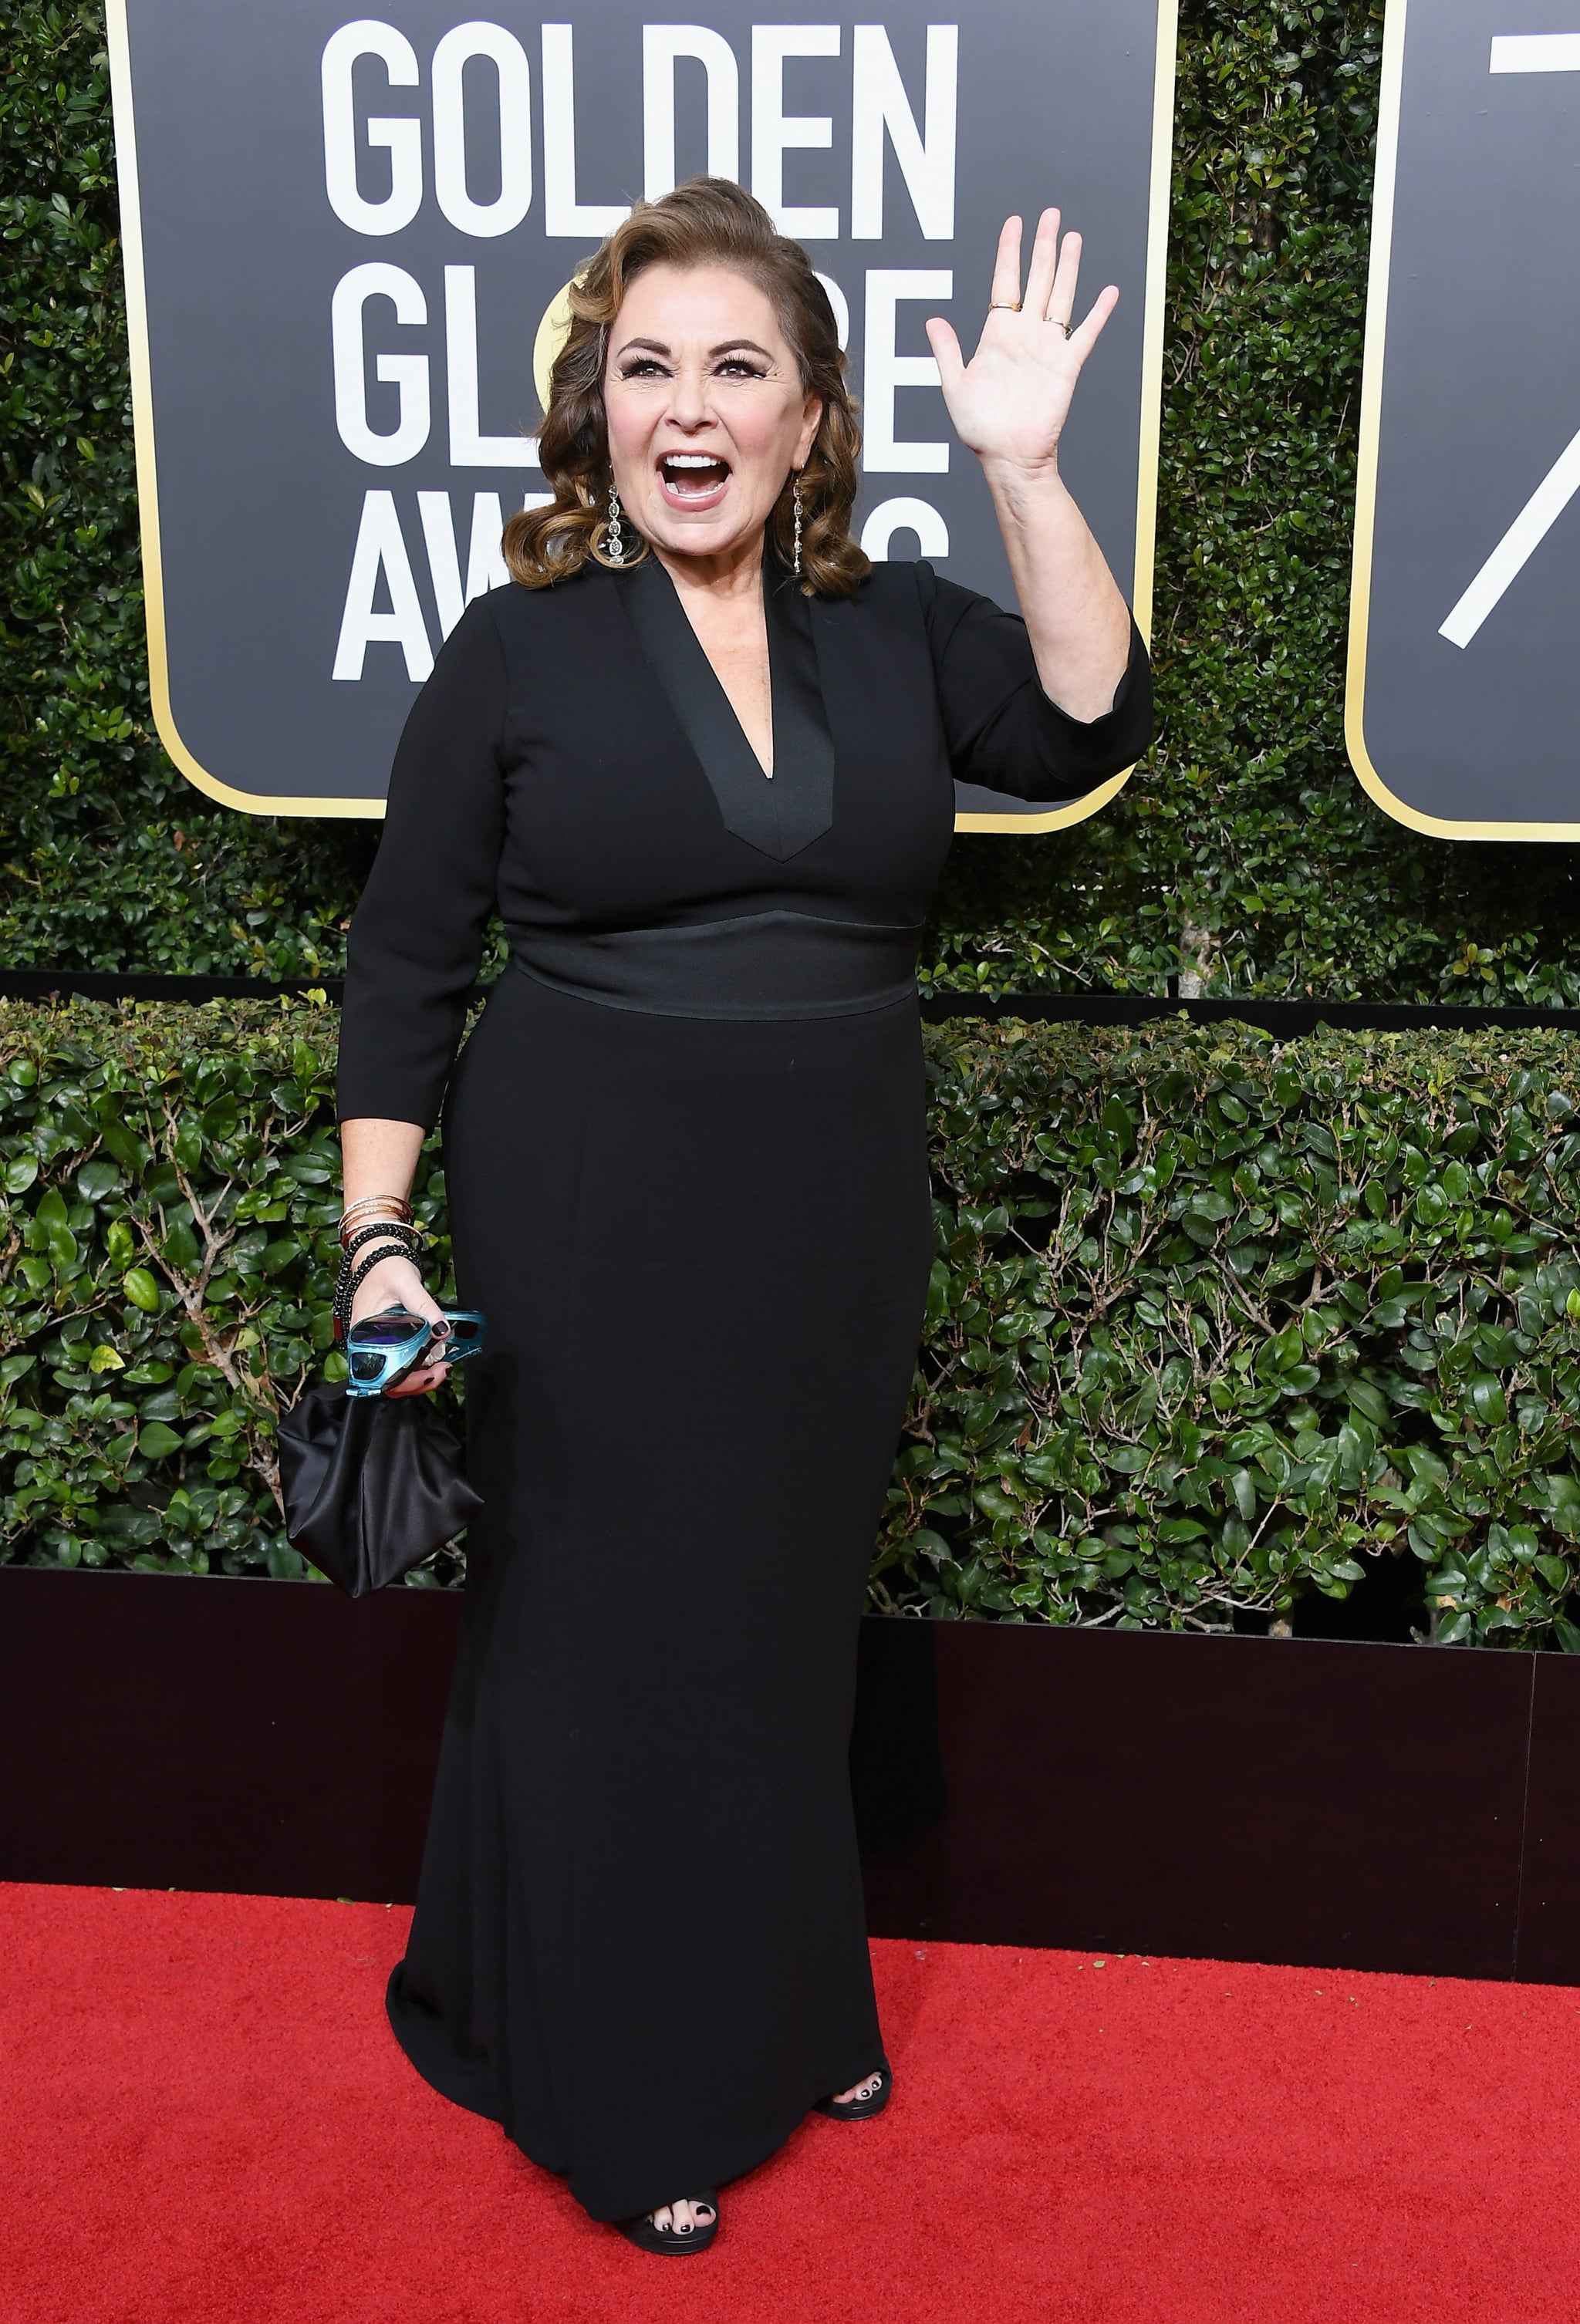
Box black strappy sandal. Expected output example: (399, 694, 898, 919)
(616, 2192, 719, 2255)
(814, 2065, 893, 2121)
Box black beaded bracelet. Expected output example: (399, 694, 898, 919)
(333, 1223, 423, 1340)
(340, 1218, 424, 1265)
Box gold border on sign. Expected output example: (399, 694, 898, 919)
(1344, 0, 1580, 839)
(109, 0, 1178, 825)
(954, 0, 1177, 833)
(107, 0, 375, 817)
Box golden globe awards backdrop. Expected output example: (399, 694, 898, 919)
(1349, 0, 1580, 836)
(106, 1, 1174, 826)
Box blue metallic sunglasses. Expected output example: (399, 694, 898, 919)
(343, 1307, 486, 1398)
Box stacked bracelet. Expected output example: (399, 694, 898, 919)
(340, 1218, 425, 1263)
(333, 1217, 424, 1341)
(339, 1194, 414, 1249)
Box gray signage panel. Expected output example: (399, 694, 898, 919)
(107, 0, 1173, 826)
(1349, 0, 1580, 836)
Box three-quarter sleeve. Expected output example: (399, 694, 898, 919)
(917, 562, 1153, 801)
(336, 599, 509, 1128)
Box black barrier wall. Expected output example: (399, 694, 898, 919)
(6, 1570, 1580, 1983)
(7, 969, 1580, 1037)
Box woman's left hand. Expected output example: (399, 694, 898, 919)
(926, 209, 1117, 481)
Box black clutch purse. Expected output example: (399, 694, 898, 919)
(276, 1381, 483, 1597)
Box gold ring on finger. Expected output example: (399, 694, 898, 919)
(988, 299, 1021, 312)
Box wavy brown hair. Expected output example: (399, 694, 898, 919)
(503, 178, 869, 598)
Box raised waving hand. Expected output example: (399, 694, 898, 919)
(927, 208, 1130, 720)
(927, 209, 1117, 475)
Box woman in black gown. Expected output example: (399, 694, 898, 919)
(335, 178, 1151, 2251)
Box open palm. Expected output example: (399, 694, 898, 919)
(927, 210, 1117, 474)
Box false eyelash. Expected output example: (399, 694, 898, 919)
(616, 359, 770, 381)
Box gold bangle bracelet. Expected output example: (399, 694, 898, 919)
(339, 1213, 424, 1253)
(340, 1194, 413, 1223)
(339, 1199, 414, 1240)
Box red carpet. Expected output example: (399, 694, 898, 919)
(4, 1885, 1579, 2323)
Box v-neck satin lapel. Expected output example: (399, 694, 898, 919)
(617, 552, 836, 862)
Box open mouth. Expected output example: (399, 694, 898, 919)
(658, 451, 731, 508)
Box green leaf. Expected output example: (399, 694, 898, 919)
(161, 1219, 201, 1273)
(100, 1122, 148, 1172)
(201, 1095, 240, 1141)
(76, 1158, 120, 1201)
(121, 1267, 162, 1314)
(1345, 1380, 1390, 1426)
(136, 1422, 183, 1458)
(1469, 1377, 1507, 1427)
(1100, 1095, 1136, 1149)
(1189, 1191, 1234, 1223)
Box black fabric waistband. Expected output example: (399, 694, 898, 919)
(509, 911, 922, 1020)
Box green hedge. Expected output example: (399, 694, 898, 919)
(5, 998, 1580, 1648)
(0, 997, 459, 1578)
(6, 0, 1580, 1000)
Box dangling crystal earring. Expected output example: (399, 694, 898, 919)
(605, 481, 626, 567)
(792, 474, 804, 578)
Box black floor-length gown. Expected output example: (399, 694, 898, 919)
(336, 548, 1151, 2221)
